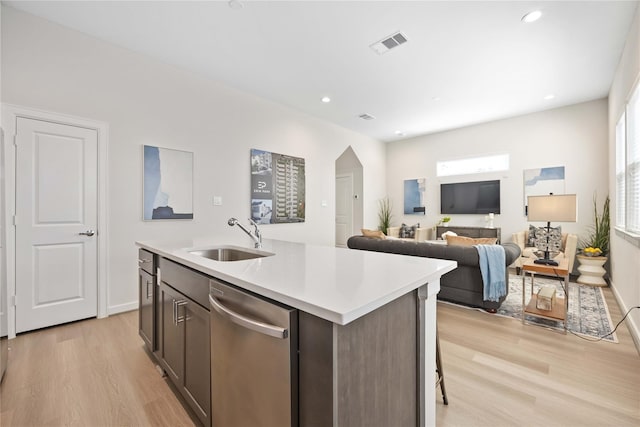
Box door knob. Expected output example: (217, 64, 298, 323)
(79, 230, 96, 236)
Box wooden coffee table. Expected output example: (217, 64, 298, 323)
(521, 259, 570, 333)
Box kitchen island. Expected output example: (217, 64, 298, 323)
(136, 237, 456, 427)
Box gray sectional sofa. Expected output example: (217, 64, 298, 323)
(347, 236, 521, 312)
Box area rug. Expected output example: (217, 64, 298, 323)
(441, 277, 617, 342)
(496, 276, 617, 342)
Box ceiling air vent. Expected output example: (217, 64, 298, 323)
(370, 32, 408, 55)
(359, 113, 376, 121)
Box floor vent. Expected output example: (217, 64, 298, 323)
(370, 32, 408, 55)
(358, 113, 376, 120)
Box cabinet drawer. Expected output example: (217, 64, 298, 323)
(159, 257, 210, 309)
(138, 249, 156, 275)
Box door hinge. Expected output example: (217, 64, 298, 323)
(11, 295, 16, 307)
(13, 134, 17, 147)
(13, 215, 17, 226)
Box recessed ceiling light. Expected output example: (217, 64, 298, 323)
(395, 130, 405, 136)
(544, 94, 555, 100)
(521, 10, 542, 23)
(321, 96, 331, 103)
(432, 97, 441, 102)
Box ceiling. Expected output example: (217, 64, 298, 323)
(5, 1, 638, 142)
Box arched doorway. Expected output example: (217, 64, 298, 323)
(335, 147, 363, 247)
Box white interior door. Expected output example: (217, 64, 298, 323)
(15, 117, 98, 333)
(335, 173, 353, 247)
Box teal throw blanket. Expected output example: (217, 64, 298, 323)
(474, 244, 506, 302)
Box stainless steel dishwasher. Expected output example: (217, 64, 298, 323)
(209, 279, 298, 427)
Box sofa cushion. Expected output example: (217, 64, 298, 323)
(446, 235, 497, 246)
(361, 228, 386, 239)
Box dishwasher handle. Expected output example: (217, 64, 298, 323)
(209, 294, 288, 339)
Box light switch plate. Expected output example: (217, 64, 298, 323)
(213, 196, 222, 206)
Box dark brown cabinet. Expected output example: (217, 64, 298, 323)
(158, 258, 211, 427)
(138, 249, 156, 351)
(159, 282, 184, 383)
(183, 296, 210, 421)
(435, 225, 501, 243)
(138, 250, 426, 427)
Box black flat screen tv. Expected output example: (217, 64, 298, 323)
(440, 180, 501, 215)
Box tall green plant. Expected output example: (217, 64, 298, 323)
(581, 194, 610, 255)
(378, 197, 393, 233)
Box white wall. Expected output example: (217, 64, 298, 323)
(1, 6, 387, 314)
(0, 3, 6, 340)
(386, 99, 609, 260)
(608, 4, 640, 349)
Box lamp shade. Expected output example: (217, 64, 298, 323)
(527, 194, 577, 222)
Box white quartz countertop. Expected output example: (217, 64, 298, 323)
(136, 237, 457, 325)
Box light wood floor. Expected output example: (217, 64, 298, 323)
(0, 310, 193, 427)
(436, 286, 640, 427)
(1, 286, 638, 427)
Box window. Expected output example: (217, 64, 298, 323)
(436, 154, 509, 177)
(616, 82, 640, 236)
(616, 113, 626, 228)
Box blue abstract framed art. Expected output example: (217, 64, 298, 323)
(523, 166, 565, 216)
(143, 145, 194, 220)
(404, 178, 426, 215)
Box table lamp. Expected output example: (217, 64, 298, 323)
(527, 194, 577, 266)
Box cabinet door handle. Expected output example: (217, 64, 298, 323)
(146, 280, 153, 299)
(209, 295, 288, 339)
(138, 258, 151, 263)
(173, 299, 189, 326)
(172, 298, 177, 325)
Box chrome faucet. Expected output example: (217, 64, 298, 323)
(228, 217, 262, 248)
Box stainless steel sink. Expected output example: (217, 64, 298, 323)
(188, 246, 273, 262)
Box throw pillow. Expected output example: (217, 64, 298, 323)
(527, 225, 538, 247)
(399, 223, 410, 238)
(441, 231, 457, 240)
(534, 226, 562, 254)
(361, 229, 386, 239)
(399, 223, 420, 239)
(446, 235, 498, 246)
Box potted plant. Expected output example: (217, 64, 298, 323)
(576, 195, 610, 286)
(378, 197, 393, 234)
(439, 216, 451, 227)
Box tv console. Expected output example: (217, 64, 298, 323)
(435, 225, 501, 244)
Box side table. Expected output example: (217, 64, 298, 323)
(521, 259, 570, 333)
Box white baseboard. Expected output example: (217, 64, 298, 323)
(610, 283, 640, 355)
(107, 301, 138, 316)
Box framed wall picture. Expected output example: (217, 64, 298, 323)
(251, 149, 305, 224)
(523, 166, 565, 216)
(143, 145, 193, 220)
(404, 178, 426, 215)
